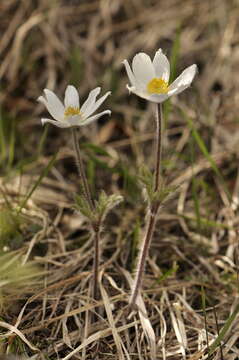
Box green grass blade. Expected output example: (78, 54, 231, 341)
(18, 152, 58, 213)
(82, 142, 112, 157)
(179, 214, 233, 230)
(208, 303, 239, 356)
(0, 107, 6, 164)
(184, 112, 231, 201)
(7, 119, 16, 170)
(156, 263, 178, 284)
(169, 26, 181, 83)
(69, 47, 84, 87)
(164, 26, 181, 123)
(87, 158, 95, 195)
(189, 136, 202, 231)
(201, 286, 209, 354)
(37, 123, 49, 156)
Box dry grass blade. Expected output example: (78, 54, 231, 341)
(165, 293, 187, 359)
(0, 320, 39, 353)
(60, 321, 138, 360)
(0, 0, 239, 358)
(9, 14, 44, 82)
(122, 268, 156, 360)
(99, 271, 127, 360)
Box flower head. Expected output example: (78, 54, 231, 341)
(123, 49, 197, 103)
(38, 85, 111, 128)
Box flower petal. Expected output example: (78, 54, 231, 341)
(153, 49, 170, 82)
(168, 64, 197, 96)
(127, 85, 169, 103)
(83, 91, 111, 118)
(148, 93, 170, 103)
(80, 87, 101, 118)
(65, 114, 83, 127)
(41, 118, 70, 128)
(80, 110, 111, 126)
(122, 59, 136, 87)
(37, 95, 63, 121)
(132, 53, 155, 87)
(40, 89, 65, 120)
(64, 85, 80, 108)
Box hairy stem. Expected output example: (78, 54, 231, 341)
(71, 127, 100, 300)
(93, 225, 100, 301)
(130, 204, 159, 306)
(130, 103, 163, 307)
(154, 103, 163, 193)
(71, 127, 94, 211)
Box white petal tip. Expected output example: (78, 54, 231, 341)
(41, 118, 70, 128)
(192, 64, 198, 73)
(43, 88, 52, 98)
(188, 64, 198, 82)
(37, 96, 43, 103)
(99, 110, 111, 117)
(66, 84, 76, 93)
(101, 110, 111, 117)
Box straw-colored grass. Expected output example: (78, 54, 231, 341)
(0, 0, 239, 359)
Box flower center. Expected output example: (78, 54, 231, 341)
(64, 106, 80, 118)
(147, 78, 169, 94)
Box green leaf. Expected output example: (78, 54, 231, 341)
(74, 194, 95, 221)
(152, 183, 176, 204)
(75, 191, 123, 224)
(95, 190, 123, 222)
(138, 164, 154, 201)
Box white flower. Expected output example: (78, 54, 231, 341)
(123, 49, 197, 103)
(38, 85, 111, 128)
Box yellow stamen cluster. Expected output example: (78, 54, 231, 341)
(147, 78, 169, 94)
(64, 106, 80, 117)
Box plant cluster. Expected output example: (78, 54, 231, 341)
(37, 48, 197, 307)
